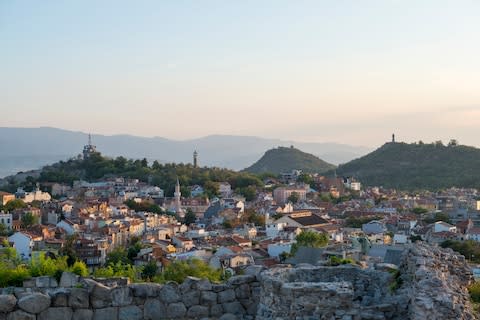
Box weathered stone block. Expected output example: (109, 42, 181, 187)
(210, 304, 224, 318)
(227, 275, 256, 286)
(235, 284, 251, 299)
(222, 301, 245, 315)
(52, 291, 69, 307)
(60, 272, 79, 288)
(218, 289, 236, 303)
(6, 310, 36, 320)
(38, 307, 73, 320)
(129, 283, 161, 298)
(182, 290, 200, 308)
(144, 298, 166, 320)
(91, 284, 112, 308)
(166, 302, 186, 318)
(111, 286, 132, 307)
(219, 313, 239, 320)
(119, 305, 142, 320)
(195, 279, 212, 291)
(187, 305, 209, 318)
(159, 283, 180, 303)
(73, 309, 93, 320)
(200, 290, 217, 305)
(36, 276, 58, 288)
(22, 279, 35, 288)
(18, 293, 51, 314)
(0, 294, 17, 312)
(69, 288, 89, 308)
(212, 284, 228, 292)
(93, 307, 118, 320)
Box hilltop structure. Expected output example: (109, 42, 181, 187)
(82, 134, 97, 159)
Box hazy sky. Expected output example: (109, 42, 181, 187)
(1, 1, 479, 147)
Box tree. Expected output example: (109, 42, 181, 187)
(107, 247, 130, 266)
(141, 261, 158, 280)
(291, 230, 328, 255)
(204, 181, 220, 198)
(4, 199, 27, 212)
(448, 139, 458, 147)
(184, 208, 196, 226)
(237, 186, 257, 202)
(21, 212, 39, 229)
(287, 192, 300, 204)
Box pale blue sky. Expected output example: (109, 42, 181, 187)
(1, 1, 479, 147)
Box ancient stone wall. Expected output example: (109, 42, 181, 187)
(0, 243, 477, 320)
(0, 272, 260, 320)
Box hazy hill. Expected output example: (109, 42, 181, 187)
(335, 142, 480, 190)
(0, 127, 369, 178)
(244, 146, 336, 174)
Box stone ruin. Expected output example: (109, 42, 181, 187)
(0, 243, 477, 319)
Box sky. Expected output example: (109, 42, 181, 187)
(1, 1, 480, 148)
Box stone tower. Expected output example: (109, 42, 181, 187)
(193, 150, 198, 168)
(392, 133, 395, 143)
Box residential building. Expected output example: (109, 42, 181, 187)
(8, 232, 34, 260)
(273, 186, 308, 205)
(433, 221, 457, 233)
(0, 213, 12, 230)
(0, 191, 15, 206)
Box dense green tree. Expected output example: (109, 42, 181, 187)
(236, 186, 257, 201)
(4, 199, 27, 212)
(141, 261, 158, 280)
(21, 212, 39, 229)
(291, 230, 328, 255)
(287, 192, 300, 204)
(184, 208, 196, 226)
(107, 247, 130, 266)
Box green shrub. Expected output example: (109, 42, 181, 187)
(0, 263, 30, 287)
(69, 261, 89, 277)
(469, 281, 480, 303)
(155, 258, 222, 284)
(29, 254, 68, 278)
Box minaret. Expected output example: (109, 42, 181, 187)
(174, 177, 184, 217)
(193, 150, 198, 168)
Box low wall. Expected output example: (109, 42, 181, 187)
(0, 272, 261, 320)
(0, 243, 476, 320)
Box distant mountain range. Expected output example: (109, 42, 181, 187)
(0, 127, 370, 178)
(335, 142, 480, 190)
(244, 146, 336, 174)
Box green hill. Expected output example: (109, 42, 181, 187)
(244, 146, 336, 174)
(335, 142, 480, 190)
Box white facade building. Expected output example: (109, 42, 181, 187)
(8, 232, 34, 260)
(0, 213, 12, 230)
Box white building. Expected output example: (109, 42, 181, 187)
(0, 213, 12, 230)
(56, 219, 78, 235)
(267, 242, 293, 258)
(16, 187, 51, 203)
(266, 222, 287, 238)
(8, 232, 34, 260)
(467, 228, 480, 242)
(433, 221, 457, 233)
(219, 182, 232, 197)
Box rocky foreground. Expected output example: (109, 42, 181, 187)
(0, 243, 477, 320)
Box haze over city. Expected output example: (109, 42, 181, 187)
(1, 1, 480, 147)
